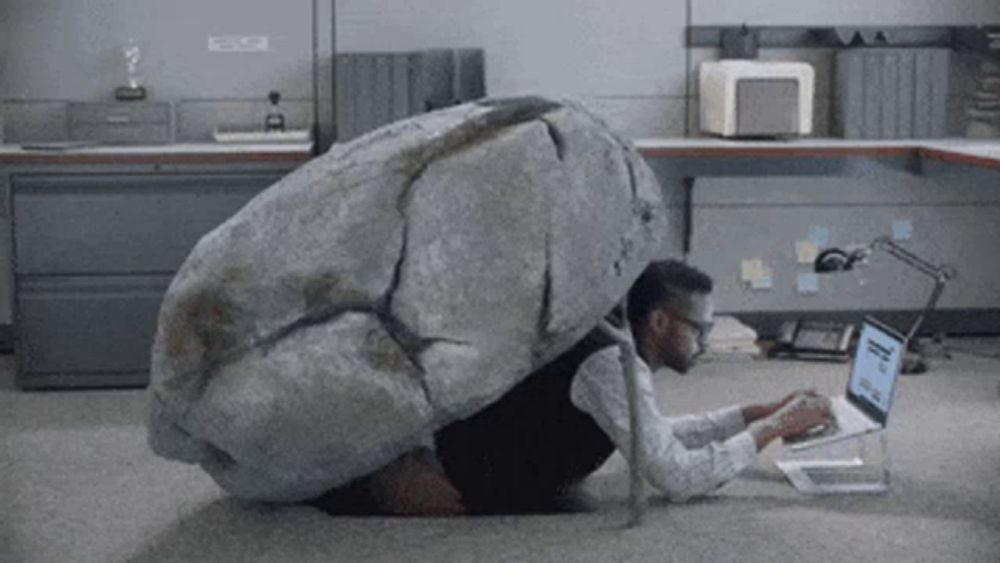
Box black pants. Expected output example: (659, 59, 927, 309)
(434, 333, 616, 514)
(313, 330, 616, 515)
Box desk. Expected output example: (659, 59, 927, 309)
(1, 144, 311, 388)
(920, 141, 1000, 171)
(0, 142, 313, 165)
(635, 138, 1000, 177)
(635, 138, 1000, 171)
(633, 138, 1000, 336)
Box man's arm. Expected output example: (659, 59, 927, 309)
(652, 390, 822, 449)
(571, 349, 833, 502)
(664, 406, 749, 448)
(571, 348, 758, 503)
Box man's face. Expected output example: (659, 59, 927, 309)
(658, 292, 714, 374)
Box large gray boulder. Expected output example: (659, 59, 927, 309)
(147, 97, 667, 502)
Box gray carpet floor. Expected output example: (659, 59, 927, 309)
(2, 343, 999, 563)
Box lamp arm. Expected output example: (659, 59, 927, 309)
(907, 279, 947, 342)
(870, 236, 956, 283)
(869, 236, 957, 341)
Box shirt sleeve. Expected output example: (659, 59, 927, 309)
(569, 347, 758, 503)
(666, 405, 748, 448)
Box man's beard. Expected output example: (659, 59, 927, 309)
(663, 348, 692, 374)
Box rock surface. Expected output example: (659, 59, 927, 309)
(147, 97, 668, 501)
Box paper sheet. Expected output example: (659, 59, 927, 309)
(797, 272, 819, 295)
(892, 220, 913, 241)
(741, 258, 773, 290)
(795, 240, 820, 264)
(808, 226, 831, 247)
(740, 259, 764, 283)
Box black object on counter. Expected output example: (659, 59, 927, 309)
(266, 90, 286, 132)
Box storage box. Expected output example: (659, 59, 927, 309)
(68, 102, 172, 145)
(699, 60, 815, 138)
(834, 48, 950, 139)
(335, 49, 485, 141)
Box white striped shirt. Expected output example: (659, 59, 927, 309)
(570, 345, 757, 502)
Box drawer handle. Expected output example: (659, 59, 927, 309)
(106, 115, 132, 124)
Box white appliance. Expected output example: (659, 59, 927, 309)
(699, 60, 815, 138)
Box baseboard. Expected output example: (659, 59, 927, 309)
(17, 371, 149, 391)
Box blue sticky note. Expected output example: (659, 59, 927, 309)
(750, 273, 774, 291)
(808, 227, 830, 248)
(892, 220, 913, 241)
(797, 272, 819, 295)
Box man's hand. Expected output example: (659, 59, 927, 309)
(742, 389, 822, 425)
(748, 393, 833, 450)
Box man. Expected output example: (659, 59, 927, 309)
(312, 260, 832, 515)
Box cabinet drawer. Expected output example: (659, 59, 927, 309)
(13, 173, 280, 275)
(68, 102, 171, 145)
(16, 275, 170, 379)
(68, 102, 171, 124)
(69, 122, 171, 146)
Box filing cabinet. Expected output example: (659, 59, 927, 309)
(11, 169, 289, 389)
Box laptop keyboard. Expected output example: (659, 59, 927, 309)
(785, 419, 841, 444)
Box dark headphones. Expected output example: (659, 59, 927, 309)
(814, 248, 863, 272)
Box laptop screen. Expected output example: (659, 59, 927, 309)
(846, 318, 906, 425)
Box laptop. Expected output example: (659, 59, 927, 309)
(777, 317, 906, 495)
(783, 316, 907, 452)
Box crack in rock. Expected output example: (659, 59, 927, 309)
(375, 310, 427, 372)
(540, 116, 567, 161)
(256, 304, 378, 355)
(624, 152, 639, 200)
(536, 213, 554, 347)
(401, 97, 565, 189)
(384, 206, 411, 310)
(378, 97, 566, 413)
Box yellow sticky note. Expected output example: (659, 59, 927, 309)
(740, 259, 765, 283)
(795, 240, 820, 265)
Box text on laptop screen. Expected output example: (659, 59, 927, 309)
(848, 322, 904, 414)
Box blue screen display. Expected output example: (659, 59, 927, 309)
(848, 322, 904, 414)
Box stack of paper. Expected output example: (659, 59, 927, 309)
(703, 315, 760, 361)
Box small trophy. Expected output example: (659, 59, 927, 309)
(115, 37, 147, 101)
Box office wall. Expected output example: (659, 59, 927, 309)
(336, 0, 691, 139)
(0, 0, 317, 141)
(2, 1, 998, 326)
(4, 1, 997, 140)
(692, 1, 1000, 26)
(687, 172, 1000, 316)
(682, 2, 1000, 324)
(689, 2, 1000, 138)
(338, 0, 1000, 140)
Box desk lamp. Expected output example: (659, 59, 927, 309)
(814, 236, 957, 374)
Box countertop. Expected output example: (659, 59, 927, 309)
(0, 142, 314, 165)
(634, 137, 1000, 170)
(4, 138, 997, 170)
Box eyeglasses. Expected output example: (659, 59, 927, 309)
(670, 312, 714, 343)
